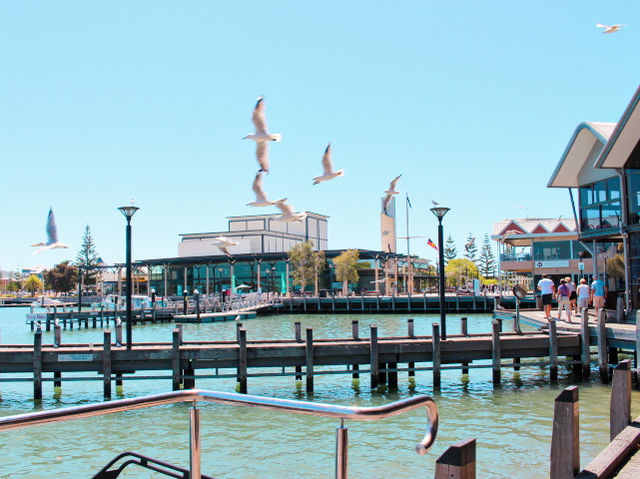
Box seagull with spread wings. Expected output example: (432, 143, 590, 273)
(596, 23, 627, 33)
(274, 199, 307, 223)
(212, 236, 239, 256)
(243, 97, 282, 173)
(31, 209, 69, 256)
(247, 170, 280, 207)
(313, 143, 344, 185)
(382, 174, 402, 215)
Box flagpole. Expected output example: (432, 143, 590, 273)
(406, 193, 411, 296)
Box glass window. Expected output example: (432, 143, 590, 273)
(594, 181, 607, 203)
(533, 241, 571, 261)
(579, 177, 621, 232)
(627, 170, 640, 225)
(608, 177, 621, 200)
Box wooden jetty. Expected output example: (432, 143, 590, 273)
(0, 317, 583, 400)
(174, 310, 258, 322)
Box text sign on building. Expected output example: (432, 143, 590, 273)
(534, 260, 570, 269)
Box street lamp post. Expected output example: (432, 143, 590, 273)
(430, 206, 450, 340)
(118, 203, 140, 350)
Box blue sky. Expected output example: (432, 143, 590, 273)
(1, 1, 639, 271)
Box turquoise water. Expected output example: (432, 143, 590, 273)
(1, 307, 638, 478)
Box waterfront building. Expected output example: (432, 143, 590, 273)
(491, 218, 605, 290)
(548, 85, 640, 309)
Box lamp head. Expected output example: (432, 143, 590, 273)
(194, 289, 199, 295)
(118, 204, 140, 220)
(430, 206, 450, 221)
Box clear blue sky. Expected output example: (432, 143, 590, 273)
(1, 1, 639, 271)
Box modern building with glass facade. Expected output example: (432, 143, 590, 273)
(548, 85, 640, 309)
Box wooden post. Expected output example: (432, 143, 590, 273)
(352, 321, 359, 381)
(434, 438, 476, 479)
(235, 322, 243, 342)
(33, 330, 42, 401)
(54, 322, 61, 348)
(370, 324, 379, 389)
(461, 317, 469, 375)
(183, 360, 195, 389)
(432, 323, 441, 390)
(103, 330, 111, 398)
(549, 319, 558, 383)
(610, 359, 631, 441)
(305, 327, 314, 393)
(53, 371, 61, 390)
(172, 329, 181, 391)
(492, 319, 501, 385)
(597, 309, 608, 384)
(388, 359, 398, 389)
(407, 318, 414, 338)
(550, 386, 579, 479)
(295, 322, 302, 381)
(408, 319, 415, 382)
(115, 320, 123, 346)
(581, 308, 590, 381)
(237, 328, 247, 394)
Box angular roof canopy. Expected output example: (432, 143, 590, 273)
(596, 85, 640, 169)
(547, 122, 616, 188)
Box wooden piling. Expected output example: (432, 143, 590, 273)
(581, 308, 590, 381)
(236, 322, 243, 342)
(550, 386, 579, 479)
(172, 329, 181, 391)
(491, 319, 501, 385)
(597, 309, 608, 384)
(352, 321, 359, 381)
(54, 322, 61, 348)
(237, 328, 247, 394)
(408, 319, 415, 381)
(103, 331, 111, 398)
(295, 322, 302, 381)
(370, 325, 379, 389)
(33, 331, 42, 401)
(432, 323, 441, 389)
(434, 438, 476, 479)
(116, 321, 123, 346)
(183, 361, 195, 389)
(610, 359, 631, 441)
(53, 371, 61, 390)
(461, 317, 469, 375)
(549, 319, 558, 383)
(388, 359, 398, 389)
(305, 327, 314, 393)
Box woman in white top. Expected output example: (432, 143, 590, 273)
(576, 278, 590, 311)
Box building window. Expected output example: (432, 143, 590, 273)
(578, 176, 622, 232)
(533, 241, 571, 261)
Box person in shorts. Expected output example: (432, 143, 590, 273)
(556, 279, 572, 322)
(537, 274, 555, 319)
(576, 278, 590, 311)
(566, 277, 577, 313)
(590, 275, 607, 310)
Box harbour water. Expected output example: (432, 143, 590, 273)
(1, 307, 638, 478)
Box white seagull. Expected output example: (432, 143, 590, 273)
(212, 236, 239, 256)
(247, 170, 279, 207)
(243, 97, 282, 173)
(432, 200, 440, 206)
(31, 209, 69, 256)
(313, 143, 344, 185)
(382, 174, 402, 215)
(274, 199, 307, 223)
(596, 23, 627, 34)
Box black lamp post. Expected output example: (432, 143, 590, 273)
(430, 206, 450, 340)
(118, 203, 139, 350)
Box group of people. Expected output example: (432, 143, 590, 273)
(537, 274, 608, 322)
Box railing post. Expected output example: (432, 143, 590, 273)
(434, 438, 476, 479)
(335, 420, 348, 479)
(189, 404, 201, 479)
(305, 327, 314, 393)
(610, 359, 631, 440)
(597, 309, 608, 384)
(549, 319, 558, 383)
(432, 323, 441, 390)
(581, 308, 590, 380)
(550, 386, 579, 479)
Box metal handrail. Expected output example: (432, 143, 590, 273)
(0, 389, 438, 478)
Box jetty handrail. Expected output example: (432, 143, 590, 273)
(0, 389, 438, 478)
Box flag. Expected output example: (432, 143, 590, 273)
(427, 238, 438, 251)
(406, 195, 412, 208)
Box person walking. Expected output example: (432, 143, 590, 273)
(556, 278, 572, 322)
(537, 274, 555, 320)
(590, 275, 608, 311)
(577, 278, 590, 311)
(566, 277, 577, 314)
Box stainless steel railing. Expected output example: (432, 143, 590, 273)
(0, 389, 438, 479)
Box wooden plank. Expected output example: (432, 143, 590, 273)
(549, 319, 558, 383)
(434, 438, 476, 479)
(238, 328, 247, 394)
(611, 359, 632, 441)
(492, 320, 501, 385)
(616, 447, 640, 478)
(577, 417, 640, 479)
(305, 327, 314, 393)
(370, 325, 379, 389)
(432, 323, 441, 389)
(103, 330, 111, 398)
(581, 308, 591, 380)
(172, 329, 181, 391)
(33, 331, 42, 401)
(598, 309, 609, 384)
(550, 386, 579, 479)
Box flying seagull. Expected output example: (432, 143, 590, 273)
(212, 236, 239, 256)
(247, 170, 279, 207)
(382, 174, 402, 215)
(274, 198, 307, 223)
(31, 208, 69, 256)
(243, 97, 282, 173)
(596, 23, 627, 34)
(313, 143, 344, 185)
(432, 200, 440, 206)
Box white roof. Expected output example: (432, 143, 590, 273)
(491, 218, 577, 237)
(597, 85, 640, 169)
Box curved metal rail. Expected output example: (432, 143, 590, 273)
(0, 389, 438, 478)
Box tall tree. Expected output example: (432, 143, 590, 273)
(24, 274, 43, 297)
(444, 258, 479, 287)
(44, 261, 78, 295)
(334, 249, 360, 295)
(464, 233, 477, 264)
(288, 241, 324, 293)
(76, 225, 99, 287)
(444, 234, 457, 264)
(478, 234, 496, 278)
